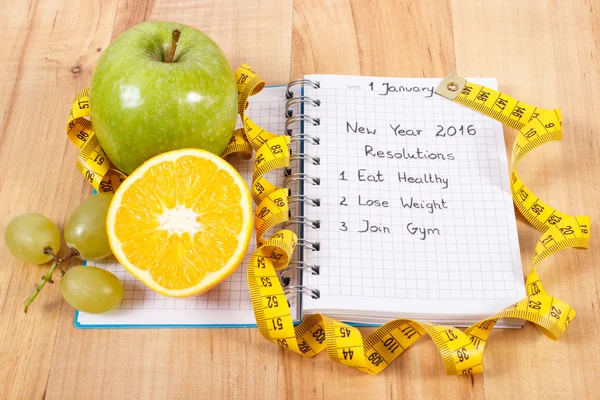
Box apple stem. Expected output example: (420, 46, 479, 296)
(166, 29, 181, 63)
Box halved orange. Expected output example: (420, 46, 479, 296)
(106, 149, 253, 297)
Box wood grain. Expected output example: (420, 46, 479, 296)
(452, 0, 600, 397)
(0, 0, 598, 398)
(291, 0, 456, 78)
(109, 0, 293, 84)
(0, 0, 120, 398)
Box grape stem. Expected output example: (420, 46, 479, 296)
(23, 247, 80, 313)
(24, 261, 59, 313)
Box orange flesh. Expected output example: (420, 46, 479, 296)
(111, 153, 250, 294)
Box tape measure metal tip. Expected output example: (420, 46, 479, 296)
(435, 73, 466, 100)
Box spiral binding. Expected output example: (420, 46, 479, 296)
(282, 78, 322, 300)
(286, 78, 320, 99)
(288, 194, 320, 207)
(280, 261, 320, 286)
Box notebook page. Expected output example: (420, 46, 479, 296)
(301, 75, 525, 322)
(76, 86, 295, 327)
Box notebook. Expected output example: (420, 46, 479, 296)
(76, 74, 525, 328)
(76, 86, 299, 327)
(297, 75, 524, 327)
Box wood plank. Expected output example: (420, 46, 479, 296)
(111, 0, 293, 84)
(47, 326, 281, 399)
(0, 0, 120, 398)
(452, 0, 600, 397)
(0, 0, 598, 398)
(44, 0, 294, 398)
(291, 0, 456, 78)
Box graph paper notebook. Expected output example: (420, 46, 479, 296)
(295, 75, 525, 327)
(77, 75, 525, 328)
(76, 86, 299, 328)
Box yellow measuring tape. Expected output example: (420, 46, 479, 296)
(66, 89, 126, 193)
(67, 66, 590, 375)
(237, 69, 591, 375)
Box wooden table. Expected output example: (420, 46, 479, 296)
(1, 0, 599, 398)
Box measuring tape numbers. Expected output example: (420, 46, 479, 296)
(66, 89, 126, 193)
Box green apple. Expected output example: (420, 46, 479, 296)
(90, 21, 237, 175)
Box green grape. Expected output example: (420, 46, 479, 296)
(65, 193, 114, 261)
(4, 213, 61, 264)
(60, 266, 124, 313)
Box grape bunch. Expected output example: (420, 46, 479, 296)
(4, 193, 124, 313)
